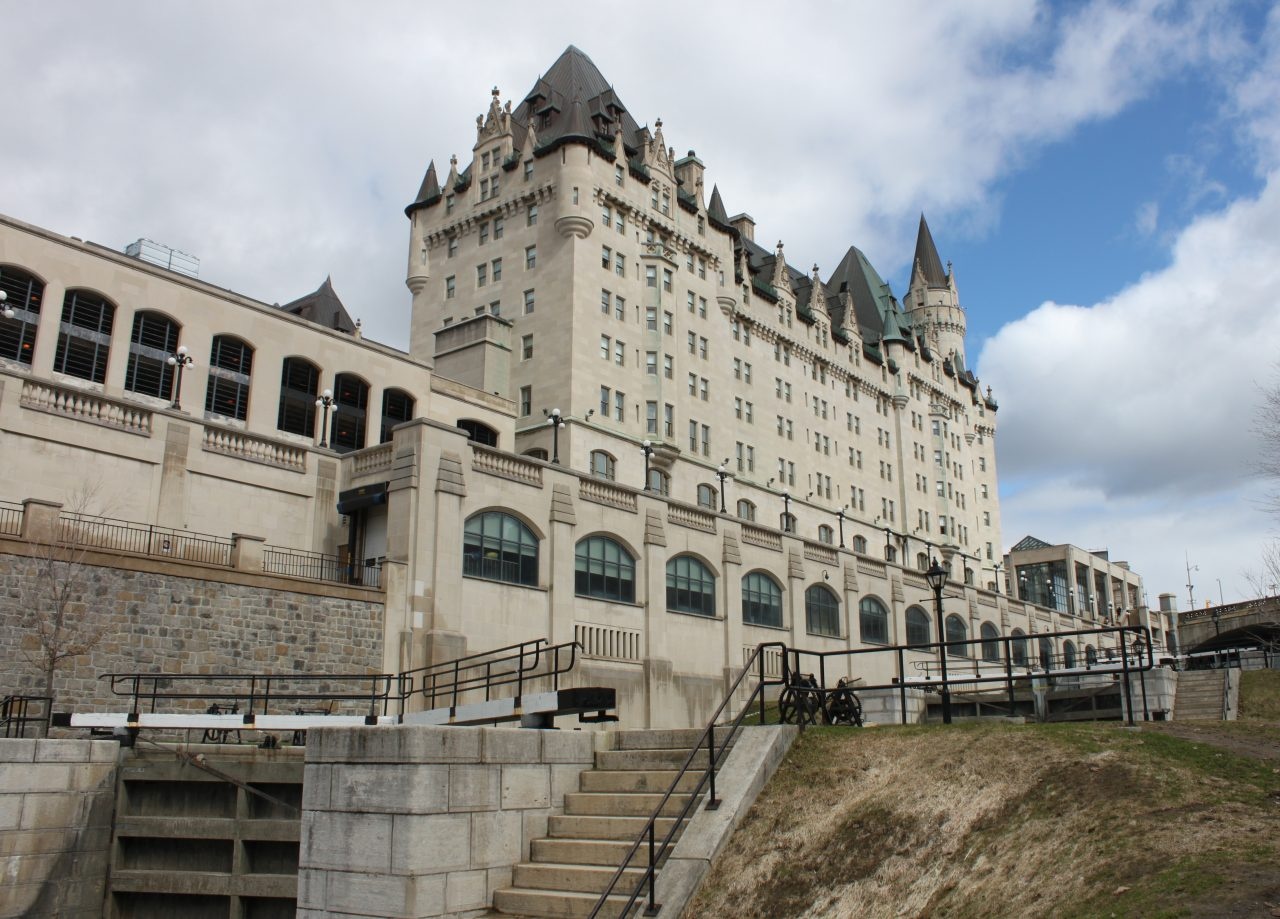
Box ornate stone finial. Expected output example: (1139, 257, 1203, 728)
(776, 240, 784, 252)
(450, 154, 458, 167)
(492, 86, 500, 98)
(986, 385, 993, 398)
(946, 259, 953, 275)
(655, 117, 663, 130)
(812, 264, 820, 278)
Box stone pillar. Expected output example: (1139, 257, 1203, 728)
(20, 498, 62, 543)
(545, 480, 577, 648)
(230, 533, 265, 572)
(27, 280, 64, 378)
(155, 419, 191, 528)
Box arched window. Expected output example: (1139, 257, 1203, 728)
(742, 572, 783, 628)
(963, 566, 975, 586)
(0, 265, 43, 365)
(277, 357, 319, 436)
(781, 512, 796, 533)
(206, 335, 253, 421)
(463, 512, 538, 586)
(648, 468, 670, 495)
(575, 536, 635, 603)
(817, 525, 834, 545)
(884, 544, 897, 563)
(458, 419, 498, 446)
(524, 448, 549, 461)
(1063, 640, 1077, 669)
(905, 606, 931, 647)
(1085, 645, 1098, 667)
(852, 535, 868, 554)
(1039, 636, 1054, 670)
(124, 310, 180, 399)
(331, 374, 369, 452)
(980, 622, 1001, 663)
(917, 552, 929, 571)
(805, 585, 840, 637)
(54, 289, 114, 383)
(697, 484, 717, 510)
(736, 499, 756, 522)
(859, 597, 889, 645)
(590, 450, 616, 480)
(945, 614, 969, 658)
(380, 388, 414, 443)
(1011, 628, 1028, 666)
(667, 555, 715, 617)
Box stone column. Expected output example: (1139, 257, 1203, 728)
(230, 533, 265, 572)
(21, 498, 63, 543)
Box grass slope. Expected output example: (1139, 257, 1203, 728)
(691, 687, 1280, 918)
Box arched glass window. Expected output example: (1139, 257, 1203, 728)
(805, 585, 840, 637)
(1039, 636, 1054, 670)
(852, 535, 868, 554)
(575, 536, 635, 603)
(1011, 628, 1028, 666)
(859, 597, 889, 645)
(463, 512, 538, 586)
(884, 544, 897, 563)
(667, 555, 715, 617)
(590, 450, 616, 480)
(648, 468, 670, 495)
(817, 525, 834, 545)
(0, 265, 43, 365)
(458, 419, 498, 446)
(206, 335, 253, 421)
(1063, 640, 1077, 669)
(980, 622, 1001, 663)
(736, 499, 756, 521)
(277, 357, 319, 436)
(124, 311, 180, 399)
(54, 289, 115, 383)
(380, 388, 414, 443)
(524, 448, 549, 461)
(963, 566, 975, 586)
(905, 606, 931, 647)
(742, 572, 783, 628)
(945, 614, 969, 658)
(917, 552, 930, 571)
(1085, 645, 1098, 667)
(697, 484, 717, 510)
(330, 374, 369, 452)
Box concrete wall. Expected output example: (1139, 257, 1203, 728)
(0, 545, 385, 713)
(0, 738, 118, 918)
(298, 725, 596, 918)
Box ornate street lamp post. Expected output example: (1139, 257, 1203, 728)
(836, 507, 846, 548)
(641, 440, 655, 490)
(0, 289, 11, 318)
(781, 490, 792, 533)
(926, 558, 953, 725)
(315, 388, 335, 448)
(166, 345, 194, 411)
(716, 464, 728, 513)
(547, 407, 565, 464)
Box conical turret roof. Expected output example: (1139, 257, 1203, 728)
(913, 214, 948, 287)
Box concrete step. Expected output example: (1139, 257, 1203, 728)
(595, 748, 709, 771)
(492, 887, 640, 918)
(548, 814, 679, 841)
(609, 729, 707, 750)
(512, 861, 649, 895)
(531, 837, 636, 867)
(563, 791, 699, 818)
(578, 769, 700, 794)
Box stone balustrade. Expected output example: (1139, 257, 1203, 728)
(203, 424, 308, 472)
(470, 445, 543, 487)
(350, 442, 394, 476)
(803, 541, 838, 565)
(741, 524, 782, 551)
(667, 502, 716, 533)
(20, 379, 152, 436)
(578, 478, 638, 512)
(574, 622, 642, 662)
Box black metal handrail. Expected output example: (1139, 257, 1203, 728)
(262, 544, 383, 589)
(101, 672, 395, 717)
(0, 501, 22, 537)
(2, 695, 52, 738)
(588, 641, 787, 918)
(397, 638, 580, 711)
(59, 512, 233, 567)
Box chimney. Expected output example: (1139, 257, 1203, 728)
(729, 212, 755, 242)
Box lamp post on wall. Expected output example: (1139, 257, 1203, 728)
(716, 463, 729, 513)
(836, 507, 846, 548)
(926, 557, 953, 724)
(781, 490, 792, 533)
(0, 289, 11, 319)
(641, 440, 655, 490)
(315, 388, 335, 448)
(883, 526, 894, 562)
(547, 407, 566, 464)
(166, 345, 194, 411)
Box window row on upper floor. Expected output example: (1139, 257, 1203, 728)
(0, 267, 418, 452)
(461, 512, 1025, 647)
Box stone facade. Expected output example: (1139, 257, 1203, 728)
(0, 738, 118, 918)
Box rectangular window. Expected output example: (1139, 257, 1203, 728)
(687, 331, 696, 354)
(664, 311, 673, 334)
(601, 289, 611, 315)
(646, 401, 658, 434)
(735, 397, 743, 419)
(525, 246, 537, 269)
(700, 378, 709, 401)
(614, 341, 625, 366)
(746, 402, 754, 423)
(663, 269, 673, 292)
(646, 266, 657, 288)
(519, 385, 531, 416)
(646, 306, 658, 330)
(600, 386, 610, 417)
(447, 237, 458, 258)
(615, 253, 625, 276)
(479, 221, 489, 244)
(615, 295, 625, 320)
(699, 337, 708, 359)
(646, 351, 658, 374)
(615, 164, 625, 186)
(491, 258, 502, 281)
(689, 420, 698, 452)
(698, 297, 707, 318)
(687, 291, 696, 313)
(523, 289, 535, 314)
(600, 335, 610, 360)
(480, 178, 489, 199)
(663, 354, 673, 378)
(445, 276, 456, 299)
(527, 205, 538, 226)
(493, 217, 504, 239)
(701, 424, 710, 456)
(733, 359, 742, 380)
(521, 334, 533, 360)
(524, 160, 533, 180)
(688, 373, 697, 396)
(602, 206, 612, 229)
(744, 363, 752, 384)
(698, 259, 707, 280)
(602, 245, 612, 269)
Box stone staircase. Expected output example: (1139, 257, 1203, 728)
(1175, 669, 1227, 720)
(492, 728, 710, 918)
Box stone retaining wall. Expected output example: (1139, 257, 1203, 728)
(0, 738, 119, 918)
(298, 726, 597, 918)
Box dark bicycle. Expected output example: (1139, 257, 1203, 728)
(200, 701, 240, 744)
(778, 673, 864, 727)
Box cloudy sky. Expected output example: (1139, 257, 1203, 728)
(5, 1, 1277, 605)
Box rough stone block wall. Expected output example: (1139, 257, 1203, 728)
(0, 738, 119, 918)
(298, 725, 596, 919)
(0, 552, 386, 713)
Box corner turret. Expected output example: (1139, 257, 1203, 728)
(904, 214, 967, 364)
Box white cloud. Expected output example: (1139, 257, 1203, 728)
(1135, 200, 1160, 236)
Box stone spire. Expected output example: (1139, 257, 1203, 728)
(912, 213, 948, 288)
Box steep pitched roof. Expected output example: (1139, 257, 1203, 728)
(516, 46, 644, 156)
(280, 276, 357, 334)
(828, 246, 895, 341)
(913, 214, 948, 287)
(1011, 535, 1053, 552)
(405, 160, 441, 216)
